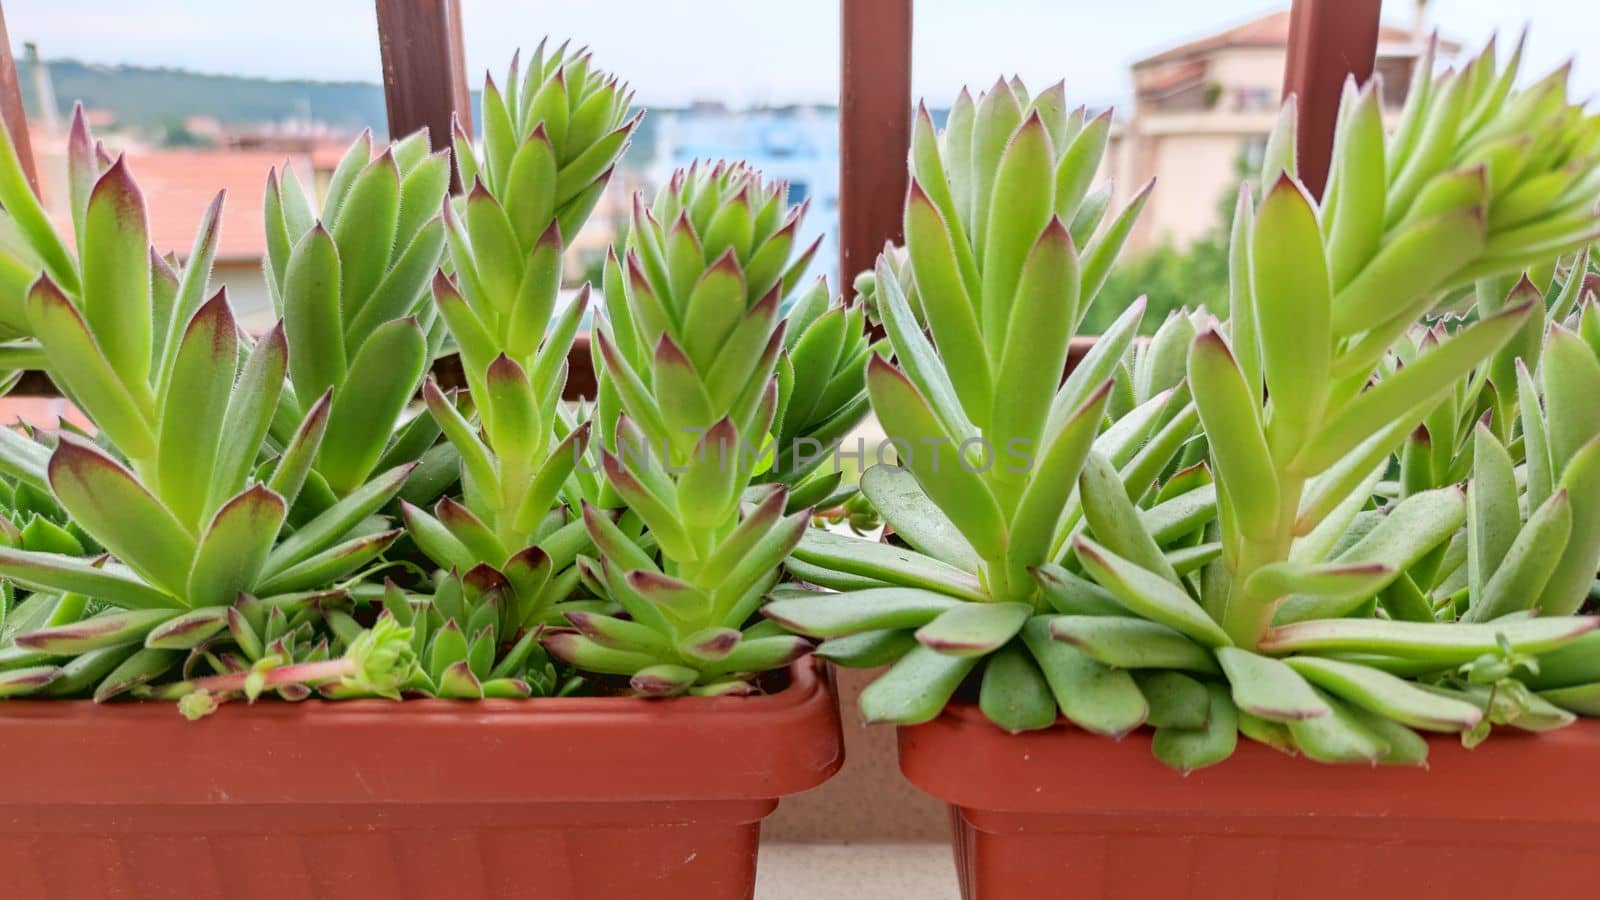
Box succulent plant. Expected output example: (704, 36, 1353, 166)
(263, 128, 453, 506)
(852, 242, 918, 329)
(0, 105, 83, 356)
(612, 163, 873, 516)
(405, 46, 638, 639)
(452, 39, 637, 250)
(1458, 277, 1600, 621)
(435, 41, 638, 381)
(0, 26, 1587, 784)
(376, 573, 581, 700)
(769, 53, 1600, 770)
(1373, 266, 1600, 626)
(0, 300, 415, 700)
(0, 429, 97, 559)
(0, 428, 103, 689)
(593, 160, 821, 453)
(767, 77, 1155, 718)
(153, 612, 418, 719)
(551, 163, 830, 696)
(0, 41, 844, 710)
(766, 277, 876, 508)
(0, 118, 421, 705)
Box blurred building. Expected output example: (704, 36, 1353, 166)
(1108, 9, 1458, 251)
(561, 167, 648, 289)
(19, 56, 357, 332)
(28, 133, 329, 331)
(648, 106, 838, 288)
(123, 151, 317, 330)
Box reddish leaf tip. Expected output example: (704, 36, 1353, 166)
(1038, 214, 1073, 246)
(486, 352, 528, 384)
(537, 218, 564, 248)
(905, 177, 934, 208)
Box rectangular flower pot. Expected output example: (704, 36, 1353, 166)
(900, 703, 1600, 900)
(0, 658, 841, 900)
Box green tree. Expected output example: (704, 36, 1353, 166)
(1081, 150, 1255, 334)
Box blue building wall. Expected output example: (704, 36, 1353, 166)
(648, 108, 841, 291)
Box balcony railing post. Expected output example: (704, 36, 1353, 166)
(839, 0, 913, 298)
(1282, 0, 1382, 197)
(0, 2, 39, 194)
(375, 0, 471, 188)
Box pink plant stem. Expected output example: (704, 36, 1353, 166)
(155, 659, 353, 699)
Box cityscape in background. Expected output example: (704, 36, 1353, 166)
(9, 7, 1453, 332)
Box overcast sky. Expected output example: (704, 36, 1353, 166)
(5, 1, 1596, 110)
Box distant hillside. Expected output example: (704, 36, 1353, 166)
(17, 59, 390, 132)
(12, 58, 865, 167)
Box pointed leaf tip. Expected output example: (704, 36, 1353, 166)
(1038, 214, 1074, 246)
(486, 353, 527, 383)
(905, 178, 934, 209)
(654, 333, 694, 368)
(1266, 170, 1307, 202)
(430, 269, 461, 301)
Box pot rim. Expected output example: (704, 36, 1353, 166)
(0, 657, 844, 806)
(898, 700, 1600, 824)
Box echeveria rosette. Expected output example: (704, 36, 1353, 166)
(453, 39, 638, 250)
(766, 77, 1160, 728)
(549, 165, 824, 697)
(641, 166, 879, 505)
(264, 128, 449, 505)
(159, 612, 419, 719)
(0, 128, 425, 702)
(1263, 41, 1600, 632)
(368, 573, 583, 700)
(1311, 35, 1600, 395)
(1457, 256, 1600, 485)
(544, 483, 814, 697)
(1374, 278, 1581, 620)
(593, 160, 821, 458)
(1447, 311, 1600, 634)
(1362, 268, 1598, 621)
(438, 39, 638, 383)
(0, 105, 239, 482)
(1491, 297, 1600, 624)
(0, 295, 417, 702)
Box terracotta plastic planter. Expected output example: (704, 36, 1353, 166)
(0, 657, 841, 900)
(901, 703, 1600, 900)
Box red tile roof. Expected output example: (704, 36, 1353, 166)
(1134, 10, 1450, 69)
(310, 142, 348, 171)
(118, 151, 305, 262)
(1138, 59, 1208, 96)
(0, 397, 90, 431)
